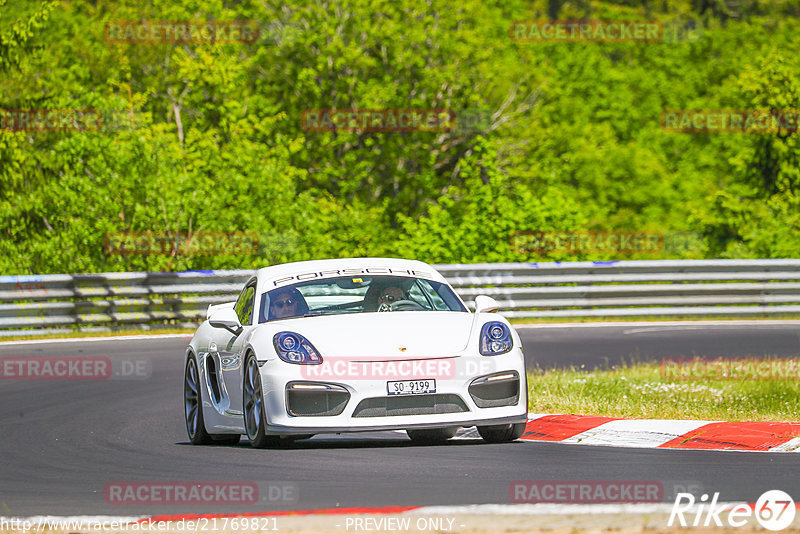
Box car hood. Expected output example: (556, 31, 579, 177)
(268, 311, 475, 358)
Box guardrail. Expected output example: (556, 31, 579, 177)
(1, 259, 799, 337)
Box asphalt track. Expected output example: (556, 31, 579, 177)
(1, 322, 798, 516)
(518, 321, 800, 369)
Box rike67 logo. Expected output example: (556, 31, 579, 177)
(669, 490, 796, 531)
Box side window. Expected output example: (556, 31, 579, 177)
(416, 280, 451, 311)
(407, 283, 433, 310)
(234, 284, 256, 325)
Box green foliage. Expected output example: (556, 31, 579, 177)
(693, 50, 800, 257)
(0, 0, 56, 72)
(1, 0, 799, 274)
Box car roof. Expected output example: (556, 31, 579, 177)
(255, 257, 447, 290)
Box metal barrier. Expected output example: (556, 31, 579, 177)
(1, 259, 799, 337)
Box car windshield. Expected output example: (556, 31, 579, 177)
(258, 275, 467, 322)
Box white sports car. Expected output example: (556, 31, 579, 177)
(183, 258, 528, 447)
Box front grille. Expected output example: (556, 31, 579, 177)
(352, 394, 469, 417)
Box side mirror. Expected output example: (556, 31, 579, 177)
(474, 295, 500, 314)
(206, 301, 235, 320)
(209, 307, 243, 335)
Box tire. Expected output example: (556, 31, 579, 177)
(184, 356, 213, 445)
(243, 354, 280, 448)
(477, 422, 527, 443)
(406, 426, 458, 444)
(185, 356, 242, 445)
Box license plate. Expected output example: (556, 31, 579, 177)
(387, 379, 436, 396)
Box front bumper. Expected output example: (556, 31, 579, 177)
(266, 414, 528, 434)
(258, 350, 528, 435)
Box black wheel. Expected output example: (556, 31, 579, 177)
(243, 354, 280, 448)
(407, 426, 458, 444)
(185, 356, 242, 445)
(477, 422, 527, 443)
(184, 356, 213, 445)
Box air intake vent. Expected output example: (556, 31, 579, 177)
(352, 394, 469, 417)
(286, 382, 350, 416)
(468, 371, 520, 408)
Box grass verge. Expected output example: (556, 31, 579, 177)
(527, 360, 800, 422)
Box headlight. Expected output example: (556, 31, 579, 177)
(273, 332, 322, 364)
(479, 321, 512, 356)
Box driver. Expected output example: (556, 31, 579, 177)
(378, 286, 406, 307)
(269, 288, 307, 320)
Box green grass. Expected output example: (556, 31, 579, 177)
(527, 360, 800, 422)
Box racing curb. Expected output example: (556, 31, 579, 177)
(503, 413, 800, 452)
